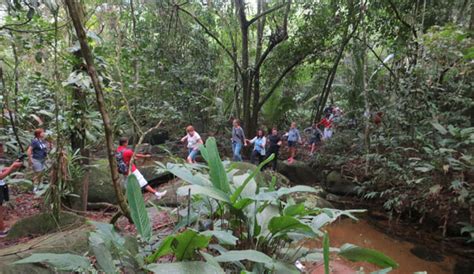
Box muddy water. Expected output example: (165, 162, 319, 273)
(306, 218, 456, 274)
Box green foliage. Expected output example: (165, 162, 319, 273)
(13, 253, 93, 272)
(126, 174, 152, 242)
(338, 244, 399, 269)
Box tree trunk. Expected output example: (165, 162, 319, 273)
(235, 0, 252, 136)
(65, 0, 131, 222)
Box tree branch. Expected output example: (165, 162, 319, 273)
(355, 37, 397, 79)
(247, 2, 289, 26)
(257, 53, 309, 109)
(177, 6, 241, 73)
(387, 0, 417, 39)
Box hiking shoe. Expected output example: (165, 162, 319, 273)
(33, 186, 38, 193)
(0, 230, 9, 238)
(154, 190, 167, 199)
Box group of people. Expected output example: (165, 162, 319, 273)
(179, 105, 342, 169)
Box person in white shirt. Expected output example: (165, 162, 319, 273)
(180, 125, 203, 164)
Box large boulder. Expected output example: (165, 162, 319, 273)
(87, 159, 171, 204)
(322, 170, 358, 196)
(277, 160, 321, 185)
(151, 179, 187, 207)
(231, 161, 290, 188)
(0, 225, 92, 274)
(7, 212, 86, 240)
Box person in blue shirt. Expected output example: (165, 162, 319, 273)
(284, 122, 302, 164)
(27, 128, 50, 192)
(246, 129, 267, 165)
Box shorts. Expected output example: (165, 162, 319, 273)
(0, 185, 9, 205)
(309, 137, 321, 145)
(288, 141, 297, 147)
(188, 148, 199, 160)
(130, 169, 148, 188)
(323, 128, 333, 139)
(32, 158, 46, 172)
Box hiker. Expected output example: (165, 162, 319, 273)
(231, 119, 246, 161)
(284, 122, 302, 164)
(27, 128, 50, 192)
(266, 127, 282, 170)
(0, 159, 23, 237)
(304, 122, 323, 155)
(318, 113, 334, 140)
(246, 129, 266, 165)
(116, 137, 166, 199)
(180, 125, 203, 164)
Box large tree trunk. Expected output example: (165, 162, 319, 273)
(235, 0, 252, 136)
(65, 0, 131, 222)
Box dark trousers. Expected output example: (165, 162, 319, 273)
(266, 148, 279, 170)
(251, 150, 264, 165)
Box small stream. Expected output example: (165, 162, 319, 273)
(317, 218, 457, 273)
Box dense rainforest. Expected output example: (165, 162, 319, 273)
(0, 0, 472, 273)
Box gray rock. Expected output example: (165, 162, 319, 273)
(322, 170, 358, 196)
(7, 212, 86, 240)
(277, 160, 321, 185)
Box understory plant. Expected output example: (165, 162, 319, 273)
(13, 138, 398, 273)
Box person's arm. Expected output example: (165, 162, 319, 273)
(0, 161, 22, 180)
(248, 137, 257, 144)
(180, 135, 188, 142)
(297, 130, 302, 143)
(27, 145, 33, 165)
(136, 153, 151, 159)
(240, 128, 247, 146)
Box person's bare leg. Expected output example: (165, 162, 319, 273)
(187, 157, 193, 164)
(311, 144, 315, 154)
(0, 206, 5, 231)
(144, 185, 156, 194)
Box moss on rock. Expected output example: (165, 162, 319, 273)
(7, 212, 86, 240)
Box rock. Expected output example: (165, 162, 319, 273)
(11, 180, 34, 192)
(322, 171, 357, 196)
(291, 190, 334, 209)
(7, 212, 86, 240)
(0, 225, 92, 274)
(231, 161, 290, 188)
(141, 129, 169, 145)
(87, 159, 172, 204)
(151, 179, 187, 207)
(277, 160, 321, 185)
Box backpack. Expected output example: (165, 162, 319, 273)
(115, 150, 129, 175)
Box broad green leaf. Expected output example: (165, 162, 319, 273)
(166, 163, 206, 186)
(89, 232, 117, 273)
(200, 230, 238, 245)
(126, 174, 152, 241)
(199, 137, 230, 193)
(214, 250, 273, 264)
(254, 185, 317, 201)
(13, 253, 92, 272)
(268, 216, 315, 236)
(177, 185, 230, 203)
(200, 251, 225, 271)
(283, 203, 306, 216)
(323, 232, 329, 274)
(339, 243, 398, 268)
(230, 153, 275, 203)
(147, 261, 224, 274)
(147, 235, 175, 263)
(174, 229, 211, 261)
(431, 122, 447, 135)
(233, 198, 254, 210)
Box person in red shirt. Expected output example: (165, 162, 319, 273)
(117, 137, 166, 199)
(317, 113, 334, 140)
